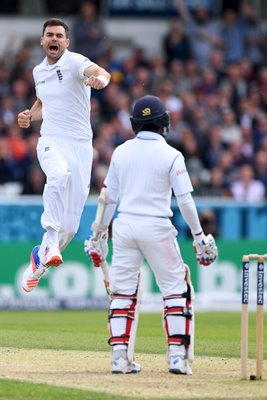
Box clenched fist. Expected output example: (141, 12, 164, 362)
(18, 109, 31, 128)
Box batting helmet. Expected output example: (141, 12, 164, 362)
(130, 95, 170, 134)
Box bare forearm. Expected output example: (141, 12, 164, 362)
(84, 63, 111, 89)
(30, 98, 42, 122)
(18, 98, 42, 129)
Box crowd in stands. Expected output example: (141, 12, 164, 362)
(0, 0, 267, 202)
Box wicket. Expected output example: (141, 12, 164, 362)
(240, 254, 266, 380)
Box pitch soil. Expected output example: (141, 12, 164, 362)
(0, 347, 267, 399)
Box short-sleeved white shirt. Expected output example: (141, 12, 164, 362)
(33, 49, 94, 142)
(104, 131, 193, 218)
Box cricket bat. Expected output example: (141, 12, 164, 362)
(93, 187, 112, 302)
(127, 272, 142, 363)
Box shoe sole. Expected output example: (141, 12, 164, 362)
(22, 278, 40, 292)
(112, 370, 141, 374)
(45, 255, 63, 267)
(169, 368, 191, 375)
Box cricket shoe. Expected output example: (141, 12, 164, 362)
(22, 246, 47, 292)
(112, 350, 141, 374)
(45, 246, 63, 267)
(169, 356, 192, 375)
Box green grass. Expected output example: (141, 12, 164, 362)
(0, 311, 266, 358)
(0, 311, 266, 400)
(0, 379, 139, 400)
(0, 379, 215, 400)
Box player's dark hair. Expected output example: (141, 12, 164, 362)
(42, 18, 69, 38)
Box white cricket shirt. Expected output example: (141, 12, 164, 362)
(33, 49, 94, 142)
(104, 131, 193, 218)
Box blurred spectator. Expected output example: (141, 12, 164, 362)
(242, 1, 265, 69)
(0, 137, 20, 184)
(257, 67, 267, 109)
(6, 123, 27, 161)
(175, 0, 222, 68)
(134, 65, 153, 92)
(18, 132, 41, 188)
(221, 62, 247, 111)
(150, 55, 166, 83)
(163, 18, 190, 66)
(188, 105, 209, 147)
(217, 150, 239, 187)
(133, 47, 150, 68)
(220, 108, 242, 146)
(21, 164, 45, 195)
(1, 96, 16, 129)
(230, 163, 266, 201)
(254, 149, 267, 195)
(220, 8, 245, 64)
(198, 208, 220, 237)
(203, 166, 231, 198)
(202, 92, 222, 126)
(179, 128, 209, 192)
(209, 49, 227, 83)
(165, 99, 187, 148)
(11, 79, 30, 114)
(197, 67, 218, 98)
(238, 97, 257, 130)
(252, 112, 267, 149)
(1, 6, 267, 202)
(72, 0, 107, 62)
(182, 59, 201, 92)
(203, 125, 225, 169)
(0, 63, 11, 98)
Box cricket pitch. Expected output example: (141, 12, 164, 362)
(0, 347, 267, 399)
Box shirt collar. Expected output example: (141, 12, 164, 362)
(136, 131, 165, 142)
(44, 49, 69, 68)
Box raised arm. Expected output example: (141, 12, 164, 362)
(84, 63, 111, 90)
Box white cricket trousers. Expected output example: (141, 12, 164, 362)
(36, 136, 93, 263)
(110, 214, 187, 297)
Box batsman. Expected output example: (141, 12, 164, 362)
(85, 95, 218, 374)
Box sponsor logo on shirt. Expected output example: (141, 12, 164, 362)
(56, 69, 63, 82)
(176, 168, 187, 176)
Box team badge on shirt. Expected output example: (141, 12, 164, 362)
(56, 69, 63, 82)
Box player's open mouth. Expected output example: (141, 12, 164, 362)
(49, 45, 58, 53)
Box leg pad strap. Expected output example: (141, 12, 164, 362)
(168, 334, 191, 346)
(164, 305, 192, 319)
(108, 292, 137, 347)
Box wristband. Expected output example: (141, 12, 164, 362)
(97, 75, 109, 87)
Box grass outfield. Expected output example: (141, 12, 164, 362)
(0, 311, 266, 400)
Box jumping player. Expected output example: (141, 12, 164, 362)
(85, 95, 217, 374)
(17, 18, 110, 292)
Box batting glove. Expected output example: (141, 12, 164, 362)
(84, 231, 108, 267)
(193, 233, 218, 267)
